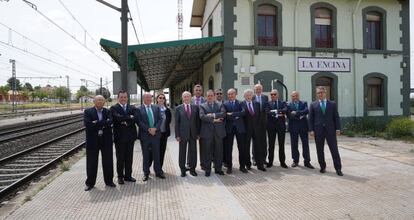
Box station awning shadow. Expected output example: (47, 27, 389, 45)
(100, 36, 224, 91)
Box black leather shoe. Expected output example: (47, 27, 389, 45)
(106, 182, 116, 187)
(246, 165, 252, 170)
(156, 173, 166, 179)
(304, 163, 315, 169)
(226, 168, 232, 174)
(320, 168, 326, 173)
(258, 167, 267, 172)
(253, 161, 257, 166)
(84, 185, 94, 191)
(124, 177, 136, 182)
(142, 175, 149, 181)
(336, 170, 343, 176)
(180, 172, 186, 177)
(205, 171, 210, 177)
(118, 178, 125, 185)
(266, 163, 273, 168)
(281, 163, 288, 168)
(215, 171, 225, 175)
(291, 162, 299, 167)
(190, 170, 198, 176)
(240, 168, 248, 173)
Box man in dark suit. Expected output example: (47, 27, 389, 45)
(223, 88, 246, 174)
(136, 92, 165, 181)
(287, 91, 314, 169)
(254, 84, 269, 165)
(191, 84, 206, 169)
(110, 91, 137, 185)
(199, 90, 227, 177)
(309, 86, 343, 176)
(84, 95, 115, 191)
(242, 89, 266, 172)
(266, 89, 288, 168)
(175, 91, 200, 177)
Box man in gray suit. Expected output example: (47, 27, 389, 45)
(199, 90, 227, 177)
(175, 91, 200, 177)
(191, 84, 206, 169)
(309, 86, 343, 176)
(136, 92, 165, 181)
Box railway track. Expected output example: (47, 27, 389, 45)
(0, 107, 81, 119)
(0, 128, 85, 199)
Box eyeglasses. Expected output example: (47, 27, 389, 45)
(317, 92, 325, 94)
(270, 94, 277, 96)
(216, 93, 222, 95)
(158, 97, 165, 99)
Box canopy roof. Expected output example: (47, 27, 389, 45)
(100, 36, 223, 91)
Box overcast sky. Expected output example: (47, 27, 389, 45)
(0, 0, 413, 93)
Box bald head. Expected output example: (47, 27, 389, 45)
(291, 91, 300, 102)
(94, 95, 105, 109)
(143, 92, 153, 105)
(254, 84, 263, 95)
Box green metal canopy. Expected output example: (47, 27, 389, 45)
(100, 36, 224, 91)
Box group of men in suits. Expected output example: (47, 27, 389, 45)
(175, 84, 343, 178)
(83, 91, 166, 191)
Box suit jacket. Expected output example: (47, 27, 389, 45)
(266, 100, 287, 131)
(199, 101, 227, 139)
(191, 96, 206, 105)
(222, 99, 246, 134)
(110, 103, 137, 143)
(241, 100, 262, 134)
(309, 100, 341, 135)
(136, 104, 162, 140)
(160, 107, 172, 136)
(287, 100, 309, 132)
(175, 104, 200, 140)
(83, 107, 113, 148)
(254, 94, 269, 112)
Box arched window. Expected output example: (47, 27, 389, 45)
(311, 73, 338, 103)
(257, 4, 277, 46)
(363, 7, 386, 50)
(367, 77, 384, 108)
(314, 7, 333, 48)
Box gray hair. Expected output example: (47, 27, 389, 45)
(182, 91, 191, 98)
(243, 89, 253, 96)
(270, 89, 279, 94)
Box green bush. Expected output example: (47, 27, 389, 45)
(343, 117, 388, 136)
(385, 117, 414, 138)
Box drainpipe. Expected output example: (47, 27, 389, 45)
(352, 0, 362, 119)
(294, 0, 301, 91)
(249, 0, 255, 67)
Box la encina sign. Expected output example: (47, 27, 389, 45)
(298, 57, 351, 72)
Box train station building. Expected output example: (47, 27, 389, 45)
(100, 0, 411, 124)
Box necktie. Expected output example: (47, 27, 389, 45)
(123, 104, 127, 113)
(295, 102, 299, 110)
(185, 104, 191, 117)
(146, 106, 154, 128)
(321, 100, 326, 114)
(248, 102, 255, 116)
(196, 97, 200, 105)
(231, 101, 234, 110)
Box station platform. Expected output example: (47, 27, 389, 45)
(2, 135, 414, 219)
(0, 110, 83, 128)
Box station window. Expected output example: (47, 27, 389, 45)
(314, 7, 333, 48)
(367, 77, 384, 108)
(315, 76, 334, 101)
(257, 4, 278, 46)
(363, 9, 386, 50)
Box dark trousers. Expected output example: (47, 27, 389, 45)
(290, 131, 311, 164)
(115, 140, 135, 179)
(267, 128, 286, 165)
(201, 133, 223, 172)
(159, 132, 168, 168)
(224, 127, 245, 169)
(246, 130, 265, 168)
(314, 129, 342, 171)
(179, 137, 197, 172)
(187, 139, 203, 168)
(140, 135, 162, 176)
(85, 138, 113, 186)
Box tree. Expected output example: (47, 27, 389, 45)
(54, 86, 70, 104)
(95, 87, 111, 100)
(23, 82, 33, 91)
(0, 85, 10, 96)
(7, 77, 22, 91)
(76, 86, 90, 101)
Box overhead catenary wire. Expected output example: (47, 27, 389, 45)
(134, 0, 146, 42)
(128, 10, 140, 44)
(0, 22, 101, 77)
(0, 40, 100, 81)
(21, 0, 116, 69)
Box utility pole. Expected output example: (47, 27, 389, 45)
(97, 0, 128, 93)
(66, 75, 70, 109)
(100, 77, 103, 95)
(9, 59, 16, 113)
